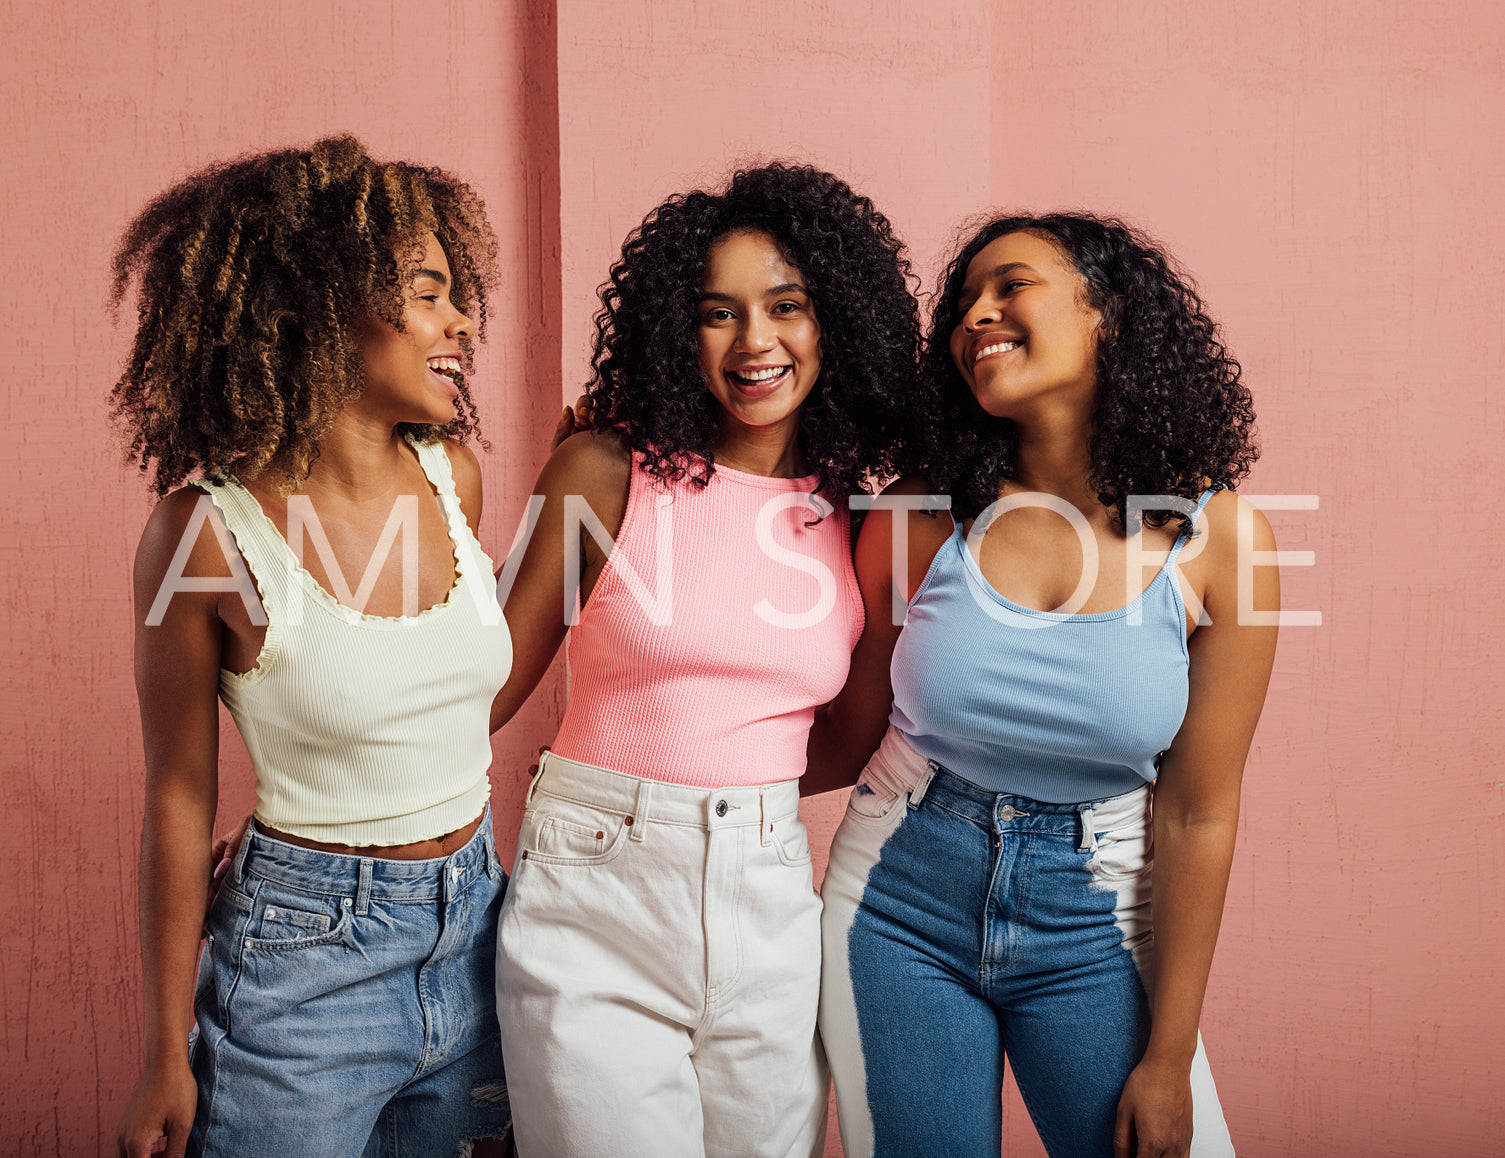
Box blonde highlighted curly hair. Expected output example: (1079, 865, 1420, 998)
(111, 134, 500, 494)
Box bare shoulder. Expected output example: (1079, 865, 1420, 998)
(440, 438, 484, 525)
(441, 438, 482, 489)
(133, 485, 244, 622)
(543, 429, 633, 496)
(854, 475, 954, 594)
(136, 487, 232, 580)
(1199, 488, 1275, 569)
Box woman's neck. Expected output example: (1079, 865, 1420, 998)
(712, 411, 808, 478)
(255, 411, 412, 499)
(1008, 407, 1097, 509)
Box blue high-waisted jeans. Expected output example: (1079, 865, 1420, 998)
(187, 806, 510, 1157)
(820, 728, 1233, 1158)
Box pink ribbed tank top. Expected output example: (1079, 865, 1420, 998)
(551, 453, 863, 788)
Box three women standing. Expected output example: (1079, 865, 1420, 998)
(112, 136, 1270, 1158)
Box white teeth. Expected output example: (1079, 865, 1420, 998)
(976, 341, 1019, 361)
(427, 357, 461, 374)
(732, 366, 788, 382)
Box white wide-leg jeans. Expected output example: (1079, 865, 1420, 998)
(496, 751, 827, 1158)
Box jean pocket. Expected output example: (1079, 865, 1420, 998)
(242, 889, 348, 952)
(520, 798, 629, 867)
(1088, 826, 1153, 884)
(845, 764, 906, 824)
(771, 814, 813, 867)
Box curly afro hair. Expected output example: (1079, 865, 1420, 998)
(111, 134, 500, 495)
(584, 162, 921, 500)
(922, 212, 1259, 530)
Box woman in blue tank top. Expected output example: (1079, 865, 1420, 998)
(809, 213, 1279, 1158)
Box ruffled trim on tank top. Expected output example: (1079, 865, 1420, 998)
(191, 479, 283, 687)
(211, 437, 483, 633)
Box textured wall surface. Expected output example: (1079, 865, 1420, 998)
(988, 3, 1505, 1155)
(3, 0, 1502, 1155)
(0, 2, 561, 1152)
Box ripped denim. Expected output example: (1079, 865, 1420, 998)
(188, 806, 510, 1157)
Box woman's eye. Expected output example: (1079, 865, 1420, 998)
(703, 309, 734, 323)
(772, 301, 800, 315)
(1001, 280, 1027, 294)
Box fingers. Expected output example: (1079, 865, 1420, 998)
(121, 1127, 166, 1158)
(549, 407, 576, 453)
(163, 1116, 190, 1158)
(1113, 1101, 1134, 1158)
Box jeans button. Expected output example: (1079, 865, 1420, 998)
(715, 800, 728, 817)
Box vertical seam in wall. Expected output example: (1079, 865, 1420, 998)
(521, 0, 563, 405)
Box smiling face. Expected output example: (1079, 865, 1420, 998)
(696, 229, 822, 436)
(948, 230, 1103, 420)
(355, 231, 474, 426)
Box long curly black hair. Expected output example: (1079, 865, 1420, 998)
(585, 162, 921, 499)
(922, 212, 1258, 530)
(111, 134, 500, 495)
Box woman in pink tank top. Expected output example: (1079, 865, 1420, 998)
(488, 164, 922, 1157)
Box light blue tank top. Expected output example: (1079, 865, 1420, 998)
(889, 488, 1217, 803)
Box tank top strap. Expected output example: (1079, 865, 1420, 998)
(190, 475, 289, 619)
(409, 436, 459, 502)
(1164, 485, 1222, 568)
(408, 436, 476, 548)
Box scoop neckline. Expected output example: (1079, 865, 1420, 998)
(232, 439, 468, 627)
(952, 522, 1176, 623)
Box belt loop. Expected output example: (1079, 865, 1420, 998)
(525, 751, 549, 806)
(760, 790, 772, 847)
(355, 857, 374, 915)
(1077, 804, 1097, 853)
(908, 762, 938, 810)
(630, 778, 652, 843)
(232, 819, 256, 882)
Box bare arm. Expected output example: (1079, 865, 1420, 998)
(1115, 492, 1279, 1158)
(116, 491, 234, 1158)
(802, 478, 952, 796)
(489, 431, 631, 733)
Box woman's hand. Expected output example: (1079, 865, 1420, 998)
(550, 395, 593, 452)
(116, 1057, 197, 1157)
(205, 815, 251, 921)
(1114, 1056, 1193, 1158)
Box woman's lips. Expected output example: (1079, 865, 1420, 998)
(725, 365, 791, 399)
(972, 338, 1021, 367)
(428, 367, 461, 397)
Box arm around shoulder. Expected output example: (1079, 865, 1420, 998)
(489, 431, 632, 733)
(803, 477, 952, 795)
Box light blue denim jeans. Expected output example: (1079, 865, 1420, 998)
(187, 806, 510, 1157)
(820, 728, 1233, 1158)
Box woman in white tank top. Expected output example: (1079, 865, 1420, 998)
(112, 137, 523, 1158)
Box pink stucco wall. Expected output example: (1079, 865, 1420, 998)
(987, 6, 1505, 1154)
(3, 1, 1501, 1154)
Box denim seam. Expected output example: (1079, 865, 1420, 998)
(929, 796, 996, 833)
(1005, 1048, 1072, 1158)
(200, 875, 259, 1154)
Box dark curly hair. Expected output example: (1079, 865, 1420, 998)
(584, 162, 921, 499)
(922, 212, 1258, 530)
(110, 134, 500, 495)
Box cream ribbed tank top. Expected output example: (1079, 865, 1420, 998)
(195, 438, 511, 845)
